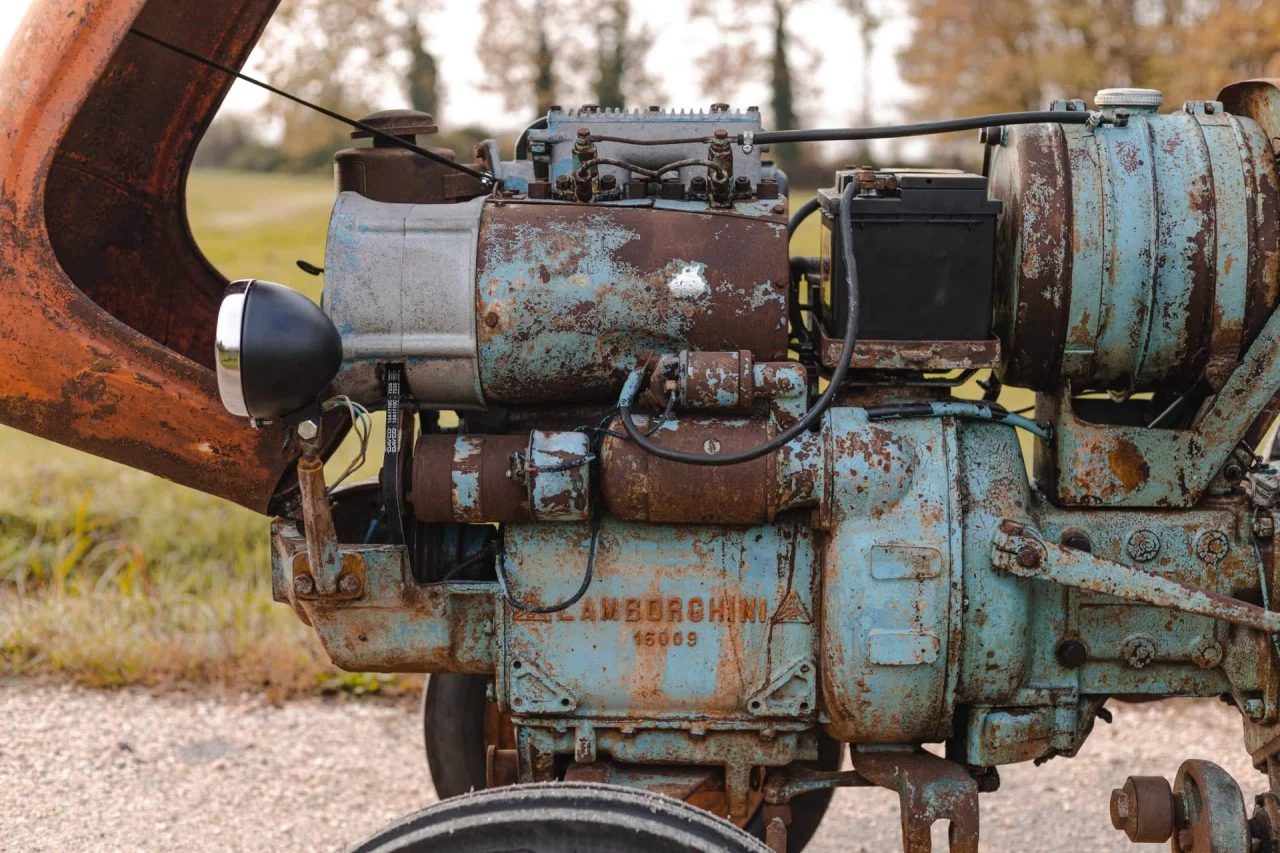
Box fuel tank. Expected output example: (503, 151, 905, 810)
(988, 89, 1280, 394)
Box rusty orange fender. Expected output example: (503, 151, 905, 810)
(0, 0, 295, 512)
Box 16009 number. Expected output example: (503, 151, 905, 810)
(633, 630, 697, 648)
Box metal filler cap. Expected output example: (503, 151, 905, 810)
(1094, 88, 1164, 110)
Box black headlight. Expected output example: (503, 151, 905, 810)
(214, 279, 343, 421)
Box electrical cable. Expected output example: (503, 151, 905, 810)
(127, 28, 495, 185)
(495, 518, 599, 613)
(748, 110, 1105, 145)
(322, 396, 371, 493)
(615, 180, 860, 466)
(581, 110, 1107, 149)
(788, 197, 821, 235)
(865, 400, 1053, 440)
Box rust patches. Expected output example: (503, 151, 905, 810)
(0, 0, 296, 512)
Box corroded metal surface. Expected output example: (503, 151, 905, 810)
(818, 334, 1002, 372)
(0, 0, 295, 512)
(988, 102, 1280, 394)
(853, 750, 979, 853)
(413, 431, 591, 523)
(475, 202, 789, 404)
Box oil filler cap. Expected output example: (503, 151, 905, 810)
(1094, 88, 1163, 111)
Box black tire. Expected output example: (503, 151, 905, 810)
(422, 675, 839, 850)
(423, 674, 489, 798)
(348, 782, 772, 853)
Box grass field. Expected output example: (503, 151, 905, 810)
(0, 170, 371, 697)
(0, 170, 1024, 696)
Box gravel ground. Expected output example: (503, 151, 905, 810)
(0, 680, 1268, 852)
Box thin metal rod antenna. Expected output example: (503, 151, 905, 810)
(127, 28, 495, 185)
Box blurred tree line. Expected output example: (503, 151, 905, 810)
(196, 0, 1280, 174)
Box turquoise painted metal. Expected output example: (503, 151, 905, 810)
(258, 86, 1280, 850)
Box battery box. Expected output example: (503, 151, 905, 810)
(817, 169, 1002, 342)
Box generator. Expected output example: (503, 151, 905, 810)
(209, 85, 1280, 852)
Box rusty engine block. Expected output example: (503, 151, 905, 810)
(9, 2, 1280, 850)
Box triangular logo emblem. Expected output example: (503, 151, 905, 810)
(512, 609, 552, 622)
(771, 590, 811, 624)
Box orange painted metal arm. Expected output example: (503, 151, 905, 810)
(0, 0, 295, 513)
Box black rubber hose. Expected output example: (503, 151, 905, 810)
(749, 109, 1098, 146)
(617, 180, 859, 466)
(788, 196, 821, 235)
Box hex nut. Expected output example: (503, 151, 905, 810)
(1110, 776, 1174, 843)
(296, 420, 319, 441)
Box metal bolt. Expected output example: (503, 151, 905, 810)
(1121, 633, 1158, 669)
(1056, 639, 1088, 669)
(1191, 638, 1223, 670)
(338, 573, 362, 595)
(713, 128, 729, 140)
(1110, 789, 1131, 824)
(1127, 529, 1161, 562)
(555, 174, 574, 191)
(296, 420, 319, 441)
(484, 311, 500, 328)
(576, 127, 591, 139)
(690, 175, 708, 190)
(1016, 544, 1042, 569)
(770, 202, 786, 215)
(599, 173, 617, 191)
(293, 573, 315, 596)
(734, 175, 751, 189)
(703, 437, 721, 455)
(1195, 530, 1230, 565)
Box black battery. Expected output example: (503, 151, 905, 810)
(817, 169, 1002, 341)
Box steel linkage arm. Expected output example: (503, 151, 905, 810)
(992, 520, 1280, 634)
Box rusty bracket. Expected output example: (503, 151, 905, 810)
(992, 520, 1280, 634)
(852, 750, 980, 853)
(763, 765, 870, 804)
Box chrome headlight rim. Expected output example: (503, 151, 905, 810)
(215, 280, 252, 418)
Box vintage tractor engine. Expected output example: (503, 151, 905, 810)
(212, 85, 1280, 851)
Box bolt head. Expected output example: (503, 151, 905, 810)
(1056, 639, 1088, 669)
(338, 573, 362, 595)
(293, 573, 315, 596)
(713, 129, 729, 139)
(1016, 544, 1042, 569)
(1110, 789, 1131, 826)
(296, 420, 319, 441)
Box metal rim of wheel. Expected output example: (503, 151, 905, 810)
(422, 673, 840, 851)
(349, 781, 773, 853)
